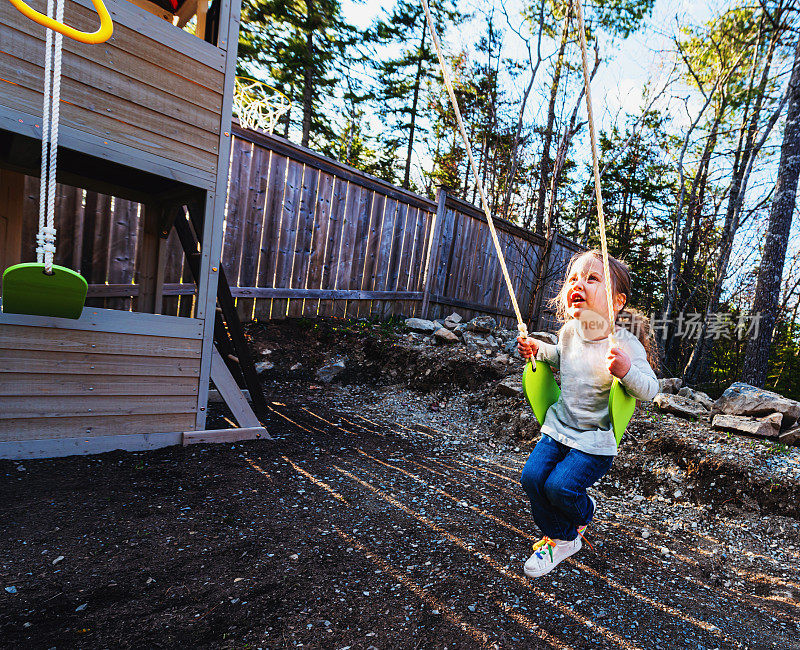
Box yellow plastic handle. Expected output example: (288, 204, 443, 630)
(8, 0, 113, 44)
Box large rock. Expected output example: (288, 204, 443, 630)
(760, 412, 784, 430)
(712, 382, 800, 429)
(433, 327, 459, 344)
(659, 378, 683, 394)
(654, 393, 708, 420)
(466, 316, 496, 333)
(443, 312, 463, 329)
(496, 377, 523, 397)
(496, 329, 518, 342)
(315, 359, 346, 384)
(712, 414, 779, 438)
(677, 386, 715, 410)
(405, 318, 437, 333)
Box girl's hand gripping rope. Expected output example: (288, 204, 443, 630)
(517, 336, 539, 360)
(606, 346, 631, 379)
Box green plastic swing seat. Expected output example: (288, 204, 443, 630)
(2, 262, 88, 319)
(522, 359, 636, 447)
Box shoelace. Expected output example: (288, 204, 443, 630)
(576, 525, 595, 551)
(532, 536, 557, 560)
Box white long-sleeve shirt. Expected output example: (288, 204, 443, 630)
(534, 318, 659, 456)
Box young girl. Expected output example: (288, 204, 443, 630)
(516, 249, 659, 578)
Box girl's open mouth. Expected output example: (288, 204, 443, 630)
(569, 293, 585, 306)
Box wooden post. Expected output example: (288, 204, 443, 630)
(0, 170, 25, 282)
(137, 204, 164, 313)
(420, 186, 448, 320)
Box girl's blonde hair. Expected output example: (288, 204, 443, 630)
(549, 249, 660, 372)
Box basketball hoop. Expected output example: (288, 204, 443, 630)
(233, 76, 291, 134)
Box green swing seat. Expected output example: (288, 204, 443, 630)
(522, 359, 636, 447)
(2, 262, 88, 320)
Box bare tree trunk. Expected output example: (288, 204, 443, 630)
(742, 38, 800, 387)
(534, 5, 571, 234)
(500, 0, 545, 225)
(403, 26, 427, 190)
(684, 26, 777, 383)
(301, 0, 315, 148)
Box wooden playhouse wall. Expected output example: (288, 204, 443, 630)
(0, 0, 227, 187)
(0, 0, 242, 458)
(0, 309, 203, 457)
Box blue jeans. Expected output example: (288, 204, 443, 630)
(520, 434, 614, 541)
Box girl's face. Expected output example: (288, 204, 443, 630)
(565, 255, 625, 335)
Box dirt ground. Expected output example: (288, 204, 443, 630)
(1, 319, 799, 649)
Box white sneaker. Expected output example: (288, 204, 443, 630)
(524, 536, 582, 578)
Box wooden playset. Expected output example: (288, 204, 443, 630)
(0, 0, 268, 458)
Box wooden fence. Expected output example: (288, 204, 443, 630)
(15, 124, 583, 330)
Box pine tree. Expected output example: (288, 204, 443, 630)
(369, 0, 464, 190)
(238, 0, 352, 148)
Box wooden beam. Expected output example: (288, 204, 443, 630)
(210, 348, 264, 429)
(153, 236, 169, 314)
(0, 431, 184, 459)
(208, 388, 251, 403)
(182, 427, 267, 446)
(230, 288, 424, 301)
(0, 169, 24, 281)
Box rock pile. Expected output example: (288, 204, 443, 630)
(404, 314, 556, 363)
(710, 383, 800, 445)
(653, 377, 800, 446)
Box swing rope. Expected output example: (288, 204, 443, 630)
(574, 0, 616, 341)
(36, 0, 64, 275)
(420, 0, 528, 339)
(421, 0, 616, 343)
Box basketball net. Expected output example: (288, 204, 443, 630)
(233, 76, 291, 134)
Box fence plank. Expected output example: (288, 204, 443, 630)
(105, 199, 139, 311)
(221, 137, 252, 283)
(287, 166, 319, 318)
(159, 228, 184, 316)
(387, 201, 410, 318)
(333, 183, 361, 318)
(271, 158, 304, 319)
(317, 177, 348, 318)
(236, 145, 272, 321)
(376, 198, 402, 318)
(358, 192, 386, 318)
(303, 171, 335, 318)
(253, 152, 288, 320)
(346, 188, 374, 319)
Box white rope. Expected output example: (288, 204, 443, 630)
(36, 0, 64, 274)
(420, 0, 528, 338)
(574, 0, 616, 344)
(37, 0, 55, 265)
